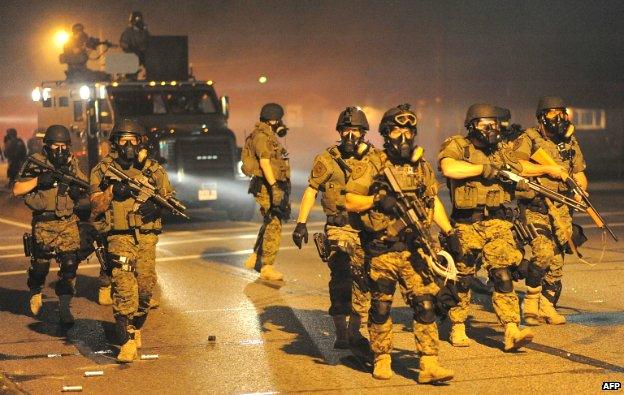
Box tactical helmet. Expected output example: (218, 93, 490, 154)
(43, 125, 71, 145)
(260, 103, 284, 122)
(496, 107, 511, 123)
(464, 104, 499, 126)
(336, 107, 369, 131)
(72, 23, 84, 34)
(109, 118, 145, 141)
(6, 128, 17, 138)
(536, 96, 566, 117)
(378, 103, 417, 136)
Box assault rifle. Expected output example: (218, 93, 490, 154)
(382, 167, 457, 281)
(530, 148, 617, 241)
(27, 156, 89, 190)
(104, 165, 189, 219)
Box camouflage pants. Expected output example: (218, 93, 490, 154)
(108, 233, 158, 327)
(253, 184, 285, 267)
(525, 204, 572, 286)
(325, 224, 370, 320)
(369, 250, 441, 357)
(28, 216, 81, 296)
(449, 219, 523, 325)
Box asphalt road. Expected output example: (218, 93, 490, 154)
(0, 183, 623, 394)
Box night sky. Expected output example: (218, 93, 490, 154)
(1, 0, 622, 172)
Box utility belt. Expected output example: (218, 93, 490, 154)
(518, 197, 549, 215)
(108, 229, 161, 236)
(451, 205, 511, 224)
(365, 237, 409, 257)
(325, 212, 358, 227)
(248, 176, 291, 196)
(32, 211, 73, 223)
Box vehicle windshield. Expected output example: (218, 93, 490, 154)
(111, 90, 218, 117)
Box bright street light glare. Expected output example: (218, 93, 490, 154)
(258, 75, 268, 84)
(79, 85, 91, 100)
(54, 30, 70, 47)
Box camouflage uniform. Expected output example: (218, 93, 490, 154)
(307, 146, 381, 322)
(514, 127, 586, 304)
(247, 122, 290, 269)
(18, 152, 87, 296)
(438, 136, 524, 326)
(347, 152, 443, 359)
(90, 153, 172, 341)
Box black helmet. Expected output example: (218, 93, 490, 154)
(536, 96, 566, 117)
(259, 103, 284, 122)
(109, 118, 145, 141)
(130, 11, 144, 27)
(379, 103, 417, 136)
(43, 125, 71, 145)
(6, 128, 17, 138)
(336, 107, 369, 131)
(72, 23, 84, 34)
(464, 104, 499, 126)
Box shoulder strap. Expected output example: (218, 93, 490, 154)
(327, 146, 352, 176)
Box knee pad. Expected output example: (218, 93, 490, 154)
(542, 281, 563, 305)
(412, 294, 437, 324)
(525, 263, 547, 288)
(58, 252, 79, 280)
(369, 299, 392, 324)
(489, 267, 514, 293)
(456, 276, 472, 293)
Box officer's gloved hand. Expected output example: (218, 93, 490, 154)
(435, 281, 460, 314)
(37, 172, 58, 189)
(500, 150, 523, 174)
(439, 229, 462, 258)
(481, 164, 501, 179)
(292, 222, 309, 249)
(112, 181, 132, 200)
(374, 190, 398, 214)
(137, 200, 162, 222)
(68, 184, 84, 200)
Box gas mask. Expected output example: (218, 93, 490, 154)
(339, 129, 362, 155)
(542, 114, 574, 139)
(385, 130, 420, 162)
(45, 145, 71, 167)
(471, 122, 501, 147)
(272, 121, 288, 138)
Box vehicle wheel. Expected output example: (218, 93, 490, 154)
(227, 202, 256, 222)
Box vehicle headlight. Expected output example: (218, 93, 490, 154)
(177, 168, 185, 183)
(79, 85, 92, 100)
(31, 87, 41, 102)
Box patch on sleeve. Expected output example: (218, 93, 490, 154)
(351, 163, 367, 180)
(312, 160, 328, 179)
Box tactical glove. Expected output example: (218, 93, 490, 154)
(374, 191, 398, 214)
(68, 184, 84, 200)
(439, 229, 462, 258)
(37, 172, 58, 189)
(292, 222, 309, 249)
(112, 182, 132, 200)
(137, 200, 162, 222)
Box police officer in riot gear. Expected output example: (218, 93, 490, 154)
(90, 118, 174, 363)
(345, 104, 456, 383)
(293, 106, 375, 353)
(13, 125, 88, 326)
(60, 23, 111, 81)
(243, 103, 291, 281)
(120, 11, 150, 66)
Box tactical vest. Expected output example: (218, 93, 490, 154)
(362, 159, 435, 239)
(446, 136, 513, 209)
(244, 123, 290, 181)
(96, 156, 165, 232)
(23, 153, 81, 218)
(522, 127, 580, 195)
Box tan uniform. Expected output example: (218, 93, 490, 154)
(438, 136, 524, 325)
(247, 122, 291, 269)
(18, 153, 87, 296)
(348, 153, 443, 358)
(90, 154, 172, 339)
(307, 146, 381, 320)
(514, 128, 586, 303)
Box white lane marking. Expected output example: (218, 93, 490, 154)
(165, 221, 325, 237)
(0, 245, 308, 276)
(0, 253, 23, 259)
(0, 244, 22, 251)
(0, 217, 30, 230)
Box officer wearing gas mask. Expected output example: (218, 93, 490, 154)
(292, 107, 377, 354)
(90, 119, 173, 363)
(512, 96, 588, 326)
(345, 104, 456, 384)
(438, 103, 535, 351)
(13, 125, 88, 326)
(243, 103, 291, 281)
(120, 11, 150, 66)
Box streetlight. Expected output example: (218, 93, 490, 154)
(258, 75, 268, 84)
(53, 30, 70, 48)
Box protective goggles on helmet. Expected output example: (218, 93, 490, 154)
(394, 113, 417, 127)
